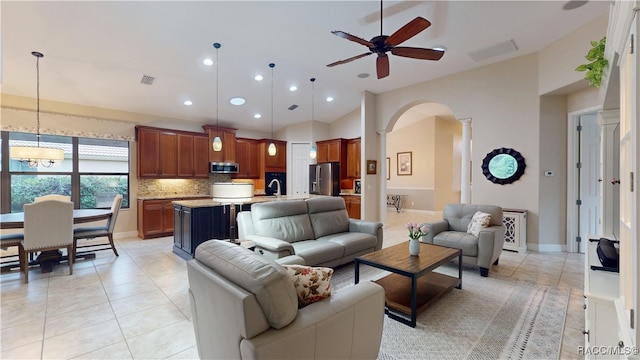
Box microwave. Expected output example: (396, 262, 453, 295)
(210, 162, 239, 174)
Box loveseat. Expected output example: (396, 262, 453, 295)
(421, 203, 505, 277)
(187, 240, 385, 359)
(237, 196, 383, 267)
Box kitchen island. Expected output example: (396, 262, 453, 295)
(171, 195, 324, 259)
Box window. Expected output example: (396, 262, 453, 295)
(1, 131, 130, 212)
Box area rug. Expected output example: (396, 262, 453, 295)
(331, 263, 569, 360)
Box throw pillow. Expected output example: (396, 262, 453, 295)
(281, 264, 333, 308)
(467, 211, 491, 237)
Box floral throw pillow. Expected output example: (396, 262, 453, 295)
(467, 211, 492, 237)
(281, 264, 333, 308)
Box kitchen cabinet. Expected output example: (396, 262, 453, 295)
(203, 125, 237, 163)
(342, 195, 361, 219)
(136, 126, 209, 179)
(137, 197, 209, 239)
(316, 138, 348, 180)
(347, 137, 361, 179)
(137, 126, 178, 178)
(236, 138, 260, 179)
(261, 139, 287, 172)
(173, 204, 230, 259)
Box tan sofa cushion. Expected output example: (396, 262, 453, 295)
(251, 200, 315, 243)
(194, 240, 298, 329)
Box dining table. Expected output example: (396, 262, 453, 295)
(0, 209, 112, 273)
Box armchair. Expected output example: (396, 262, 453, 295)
(187, 240, 385, 359)
(422, 203, 505, 277)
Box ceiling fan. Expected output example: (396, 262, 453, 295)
(327, 0, 445, 79)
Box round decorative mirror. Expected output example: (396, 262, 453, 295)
(481, 147, 526, 185)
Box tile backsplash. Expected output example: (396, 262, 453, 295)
(137, 174, 231, 197)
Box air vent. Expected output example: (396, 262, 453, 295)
(140, 75, 155, 85)
(288, 104, 298, 111)
(468, 39, 518, 62)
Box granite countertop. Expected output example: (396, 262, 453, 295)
(339, 192, 361, 196)
(173, 194, 329, 208)
(137, 194, 211, 200)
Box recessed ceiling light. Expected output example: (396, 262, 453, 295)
(230, 97, 246, 106)
(326, 97, 334, 102)
(357, 73, 370, 78)
(289, 85, 297, 92)
(254, 113, 261, 119)
(255, 75, 263, 81)
(183, 100, 193, 106)
(203, 58, 213, 66)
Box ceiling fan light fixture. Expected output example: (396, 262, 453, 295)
(230, 97, 246, 106)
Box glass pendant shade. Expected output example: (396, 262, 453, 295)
(309, 145, 317, 159)
(268, 63, 276, 157)
(268, 142, 276, 156)
(309, 77, 316, 159)
(212, 136, 222, 151)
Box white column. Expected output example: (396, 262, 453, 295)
(459, 118, 472, 203)
(378, 130, 387, 225)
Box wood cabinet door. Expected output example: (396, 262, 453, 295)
(193, 135, 210, 178)
(327, 140, 341, 162)
(350, 197, 361, 219)
(347, 138, 361, 178)
(162, 200, 175, 233)
(137, 129, 160, 177)
(317, 142, 329, 163)
(236, 138, 260, 179)
(141, 200, 165, 237)
(223, 131, 237, 162)
(159, 131, 178, 177)
(177, 133, 194, 177)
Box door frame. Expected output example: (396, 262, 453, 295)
(566, 105, 601, 253)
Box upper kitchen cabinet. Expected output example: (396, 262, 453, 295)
(136, 126, 209, 179)
(203, 125, 237, 163)
(260, 139, 287, 172)
(137, 126, 177, 178)
(236, 137, 260, 179)
(347, 137, 361, 179)
(316, 138, 347, 179)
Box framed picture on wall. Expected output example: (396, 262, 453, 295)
(366, 160, 377, 175)
(386, 157, 390, 180)
(397, 151, 412, 176)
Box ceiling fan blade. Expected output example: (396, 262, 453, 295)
(391, 47, 444, 61)
(385, 17, 431, 47)
(376, 54, 390, 79)
(327, 52, 372, 67)
(331, 31, 374, 48)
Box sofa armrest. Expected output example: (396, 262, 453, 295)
(240, 281, 385, 359)
(476, 225, 506, 268)
(421, 220, 448, 244)
(349, 219, 383, 250)
(245, 234, 295, 260)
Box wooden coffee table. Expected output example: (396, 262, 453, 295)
(355, 242, 462, 327)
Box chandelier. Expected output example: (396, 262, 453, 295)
(10, 51, 64, 168)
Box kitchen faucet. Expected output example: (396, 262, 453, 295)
(268, 178, 281, 197)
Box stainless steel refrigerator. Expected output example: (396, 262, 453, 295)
(309, 162, 340, 196)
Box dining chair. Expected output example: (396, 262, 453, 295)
(34, 194, 71, 202)
(21, 199, 74, 283)
(73, 194, 122, 257)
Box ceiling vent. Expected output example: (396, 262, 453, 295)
(288, 104, 298, 111)
(140, 75, 155, 85)
(468, 39, 518, 62)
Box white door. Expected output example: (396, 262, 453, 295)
(291, 143, 311, 197)
(579, 113, 601, 252)
(618, 15, 638, 347)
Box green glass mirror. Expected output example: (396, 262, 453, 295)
(481, 148, 526, 185)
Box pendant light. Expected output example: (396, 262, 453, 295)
(309, 77, 317, 159)
(268, 63, 276, 157)
(212, 42, 222, 152)
(10, 51, 64, 168)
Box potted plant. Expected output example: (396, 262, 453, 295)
(575, 36, 608, 88)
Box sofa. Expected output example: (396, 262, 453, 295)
(237, 196, 383, 267)
(421, 203, 506, 277)
(187, 240, 386, 359)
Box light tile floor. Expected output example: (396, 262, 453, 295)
(1, 210, 585, 359)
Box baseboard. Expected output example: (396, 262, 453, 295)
(527, 243, 566, 252)
(114, 230, 139, 240)
(388, 207, 441, 216)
